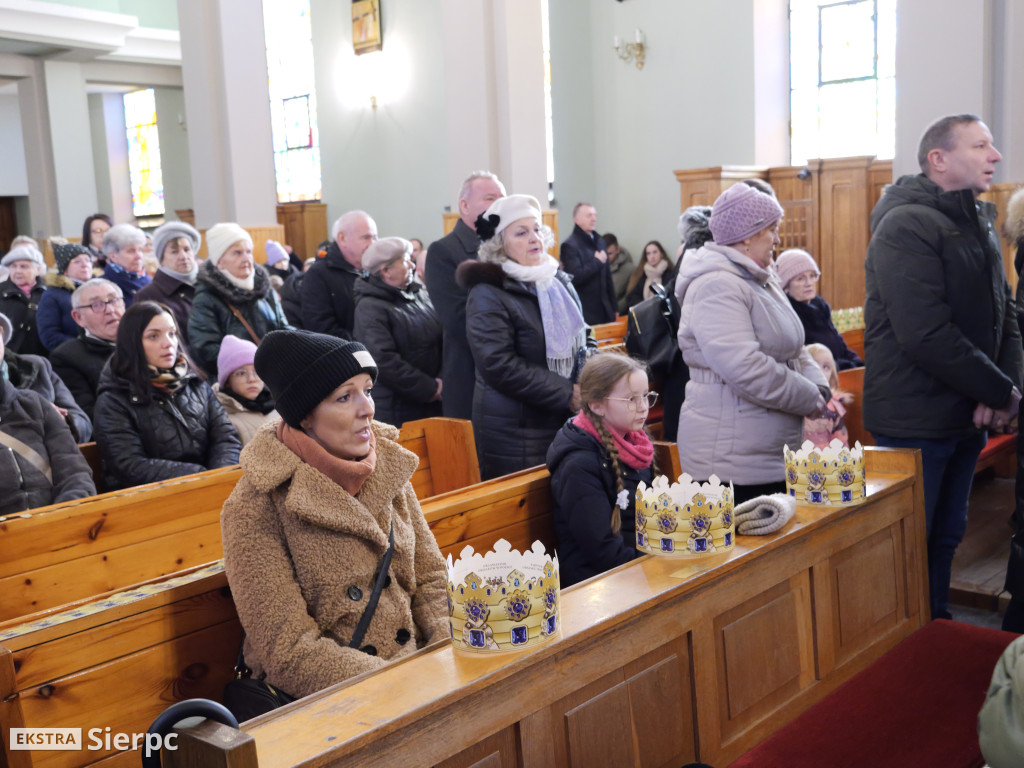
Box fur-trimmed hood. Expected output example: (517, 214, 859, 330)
(196, 259, 271, 304)
(43, 272, 79, 292)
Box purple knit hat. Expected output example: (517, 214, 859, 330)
(775, 248, 820, 289)
(709, 183, 785, 246)
(265, 240, 289, 267)
(217, 334, 258, 389)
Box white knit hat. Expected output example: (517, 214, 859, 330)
(1, 244, 45, 268)
(477, 194, 542, 242)
(205, 223, 252, 266)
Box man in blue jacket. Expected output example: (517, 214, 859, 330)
(864, 114, 1023, 620)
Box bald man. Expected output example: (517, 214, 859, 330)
(301, 210, 378, 339)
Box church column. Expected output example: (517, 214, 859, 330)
(176, 0, 277, 228)
(17, 60, 99, 238)
(439, 0, 548, 203)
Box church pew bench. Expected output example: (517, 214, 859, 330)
(591, 316, 628, 347)
(840, 326, 864, 361)
(0, 466, 555, 768)
(161, 447, 929, 768)
(75, 442, 103, 494)
(838, 366, 1015, 477)
(0, 418, 480, 626)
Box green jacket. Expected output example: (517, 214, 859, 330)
(863, 174, 1022, 438)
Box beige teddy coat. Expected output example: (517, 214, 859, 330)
(221, 418, 450, 699)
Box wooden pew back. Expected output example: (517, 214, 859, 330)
(592, 317, 627, 347)
(0, 467, 555, 768)
(0, 419, 479, 626)
(837, 366, 871, 448)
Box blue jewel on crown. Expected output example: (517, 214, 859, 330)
(510, 625, 528, 645)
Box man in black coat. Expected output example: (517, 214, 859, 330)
(864, 114, 1022, 621)
(424, 171, 505, 419)
(559, 203, 616, 325)
(49, 278, 123, 421)
(301, 211, 377, 339)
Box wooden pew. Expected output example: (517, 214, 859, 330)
(0, 418, 479, 626)
(76, 442, 103, 493)
(161, 447, 928, 768)
(591, 317, 627, 347)
(0, 467, 554, 768)
(841, 327, 865, 361)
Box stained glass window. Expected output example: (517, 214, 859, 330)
(123, 88, 165, 218)
(790, 0, 896, 165)
(263, 0, 322, 202)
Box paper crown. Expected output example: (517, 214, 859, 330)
(446, 539, 559, 653)
(784, 439, 866, 505)
(635, 474, 735, 557)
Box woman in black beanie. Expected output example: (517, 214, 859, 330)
(220, 330, 449, 709)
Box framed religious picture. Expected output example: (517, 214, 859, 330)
(352, 0, 382, 55)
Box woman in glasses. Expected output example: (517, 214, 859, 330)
(93, 301, 241, 490)
(675, 184, 829, 502)
(546, 354, 656, 586)
(212, 335, 278, 446)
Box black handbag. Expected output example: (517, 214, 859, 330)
(626, 282, 679, 383)
(223, 521, 395, 721)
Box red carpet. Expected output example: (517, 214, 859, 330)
(728, 620, 1018, 768)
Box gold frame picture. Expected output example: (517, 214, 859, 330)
(352, 0, 382, 55)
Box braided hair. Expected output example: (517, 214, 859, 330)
(579, 353, 658, 535)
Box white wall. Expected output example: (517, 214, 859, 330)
(310, 0, 451, 243)
(0, 95, 28, 196)
(550, 0, 774, 261)
(154, 86, 192, 216)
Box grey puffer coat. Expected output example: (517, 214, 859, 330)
(0, 379, 95, 514)
(674, 243, 828, 484)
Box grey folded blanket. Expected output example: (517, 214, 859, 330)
(732, 494, 796, 535)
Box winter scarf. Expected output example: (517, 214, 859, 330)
(277, 420, 376, 497)
(572, 411, 654, 470)
(642, 258, 670, 300)
(223, 383, 277, 415)
(158, 263, 199, 286)
(501, 255, 586, 378)
(198, 260, 271, 305)
(148, 356, 190, 397)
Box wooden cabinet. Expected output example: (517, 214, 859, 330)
(276, 201, 328, 261)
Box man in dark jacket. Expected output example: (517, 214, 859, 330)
(560, 203, 616, 325)
(424, 171, 505, 419)
(301, 210, 377, 339)
(49, 278, 123, 420)
(863, 114, 1023, 621)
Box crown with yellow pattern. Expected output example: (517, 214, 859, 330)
(635, 474, 735, 557)
(446, 539, 560, 653)
(784, 439, 866, 505)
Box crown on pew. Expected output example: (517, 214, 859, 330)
(634, 474, 735, 557)
(784, 439, 866, 505)
(446, 539, 560, 653)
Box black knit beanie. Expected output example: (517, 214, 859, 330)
(53, 243, 92, 275)
(254, 330, 378, 428)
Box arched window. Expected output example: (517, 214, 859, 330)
(790, 0, 896, 165)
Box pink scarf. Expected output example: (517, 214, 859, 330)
(277, 421, 376, 497)
(572, 412, 654, 470)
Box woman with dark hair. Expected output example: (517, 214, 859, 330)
(624, 240, 674, 309)
(93, 301, 241, 490)
(82, 214, 112, 266)
(458, 194, 595, 479)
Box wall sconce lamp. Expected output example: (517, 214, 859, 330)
(613, 29, 645, 70)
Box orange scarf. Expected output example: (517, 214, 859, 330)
(277, 421, 376, 497)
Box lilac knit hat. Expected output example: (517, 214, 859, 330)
(217, 334, 258, 389)
(775, 248, 820, 289)
(265, 240, 289, 267)
(709, 183, 785, 246)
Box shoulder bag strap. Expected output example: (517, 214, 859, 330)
(0, 431, 52, 483)
(224, 302, 262, 344)
(349, 520, 395, 650)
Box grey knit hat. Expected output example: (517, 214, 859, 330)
(362, 237, 413, 274)
(1, 244, 45, 269)
(153, 221, 201, 264)
(254, 330, 378, 428)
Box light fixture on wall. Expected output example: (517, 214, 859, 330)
(613, 29, 645, 70)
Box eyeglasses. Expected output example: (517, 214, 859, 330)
(605, 391, 659, 411)
(78, 297, 124, 313)
(230, 369, 262, 383)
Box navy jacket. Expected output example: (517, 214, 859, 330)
(101, 264, 151, 307)
(787, 295, 863, 370)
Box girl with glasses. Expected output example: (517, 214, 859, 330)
(546, 354, 656, 586)
(213, 335, 279, 446)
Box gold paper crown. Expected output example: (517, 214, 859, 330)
(634, 474, 735, 557)
(446, 539, 559, 653)
(784, 439, 866, 505)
